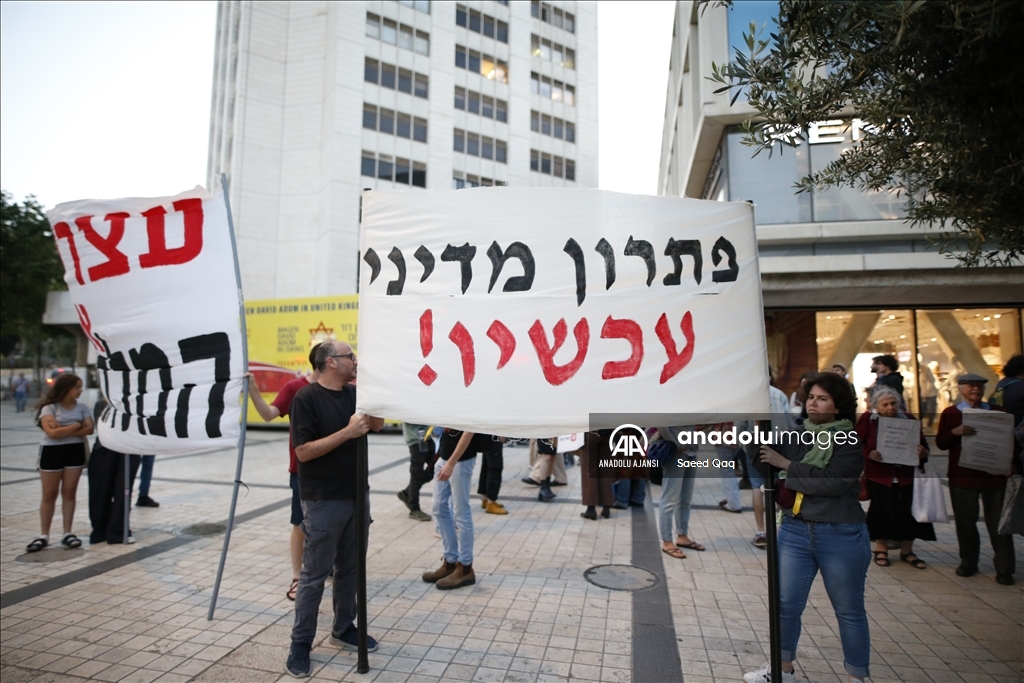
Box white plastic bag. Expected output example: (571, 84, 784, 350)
(912, 464, 948, 524)
(997, 475, 1024, 536)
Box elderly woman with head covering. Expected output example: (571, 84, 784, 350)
(855, 386, 934, 569)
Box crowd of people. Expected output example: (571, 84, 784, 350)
(15, 344, 1022, 682)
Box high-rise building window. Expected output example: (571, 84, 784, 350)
(398, 0, 431, 14)
(454, 128, 507, 163)
(531, 35, 575, 69)
(365, 58, 429, 99)
(367, 13, 430, 55)
(455, 45, 509, 82)
(531, 1, 575, 34)
(530, 110, 575, 143)
(363, 104, 428, 142)
(530, 148, 575, 180)
(455, 86, 508, 123)
(362, 151, 427, 187)
(456, 5, 509, 43)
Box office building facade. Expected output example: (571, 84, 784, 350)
(207, 0, 598, 300)
(658, 1, 1022, 416)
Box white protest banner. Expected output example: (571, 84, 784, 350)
(357, 188, 769, 437)
(877, 416, 920, 466)
(47, 187, 245, 454)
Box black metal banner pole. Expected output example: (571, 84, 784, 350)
(356, 434, 370, 673)
(763, 461, 783, 682)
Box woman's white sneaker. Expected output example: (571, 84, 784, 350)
(743, 661, 796, 683)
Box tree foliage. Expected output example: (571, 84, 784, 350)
(0, 190, 66, 344)
(707, 0, 1024, 266)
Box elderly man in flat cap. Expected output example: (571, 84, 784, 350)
(936, 373, 1020, 585)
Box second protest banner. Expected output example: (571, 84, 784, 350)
(356, 188, 769, 436)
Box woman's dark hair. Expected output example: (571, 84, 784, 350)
(806, 371, 857, 423)
(1004, 354, 1024, 378)
(35, 373, 82, 423)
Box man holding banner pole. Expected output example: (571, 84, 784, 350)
(286, 340, 383, 678)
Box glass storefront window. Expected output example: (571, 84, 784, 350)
(809, 140, 908, 221)
(814, 308, 1023, 432)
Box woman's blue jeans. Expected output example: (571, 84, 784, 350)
(658, 466, 697, 542)
(433, 457, 474, 565)
(778, 517, 872, 679)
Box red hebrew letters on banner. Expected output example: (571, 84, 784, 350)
(486, 320, 516, 369)
(529, 318, 590, 386)
(140, 198, 204, 269)
(53, 221, 85, 285)
(655, 311, 695, 384)
(600, 316, 643, 380)
(76, 213, 130, 282)
(448, 321, 476, 387)
(53, 199, 206, 286)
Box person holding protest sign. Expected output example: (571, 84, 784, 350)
(856, 386, 933, 569)
(423, 429, 487, 590)
(750, 372, 870, 683)
(285, 341, 383, 677)
(247, 343, 322, 601)
(27, 373, 93, 553)
(937, 373, 1019, 585)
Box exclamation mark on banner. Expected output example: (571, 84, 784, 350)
(417, 309, 438, 386)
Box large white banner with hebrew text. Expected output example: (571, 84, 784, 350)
(357, 188, 769, 437)
(48, 187, 244, 454)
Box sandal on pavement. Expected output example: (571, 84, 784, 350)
(26, 537, 48, 553)
(662, 546, 686, 559)
(287, 578, 299, 601)
(900, 553, 927, 569)
(61, 534, 82, 549)
(872, 550, 891, 567)
(676, 540, 705, 551)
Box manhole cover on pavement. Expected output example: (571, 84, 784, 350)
(584, 564, 659, 591)
(16, 548, 86, 563)
(180, 523, 226, 536)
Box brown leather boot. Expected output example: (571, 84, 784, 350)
(422, 558, 457, 583)
(436, 562, 475, 590)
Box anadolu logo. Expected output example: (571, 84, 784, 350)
(609, 424, 648, 458)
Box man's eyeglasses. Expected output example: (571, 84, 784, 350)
(330, 353, 356, 362)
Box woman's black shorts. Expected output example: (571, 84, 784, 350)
(38, 443, 86, 471)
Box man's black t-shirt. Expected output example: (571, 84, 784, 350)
(290, 382, 363, 500)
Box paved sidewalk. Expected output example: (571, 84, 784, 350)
(1, 402, 1021, 683)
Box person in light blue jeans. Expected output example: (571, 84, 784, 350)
(422, 429, 480, 590)
(657, 427, 705, 558)
(751, 372, 871, 683)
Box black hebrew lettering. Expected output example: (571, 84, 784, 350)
(440, 243, 477, 294)
(363, 248, 381, 284)
(664, 238, 703, 286)
(128, 344, 172, 437)
(178, 332, 232, 439)
(486, 241, 536, 293)
(711, 236, 739, 283)
(595, 238, 616, 290)
(624, 236, 656, 287)
(414, 245, 434, 283)
(563, 238, 586, 306)
(95, 332, 234, 441)
(97, 335, 132, 432)
(386, 247, 406, 296)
